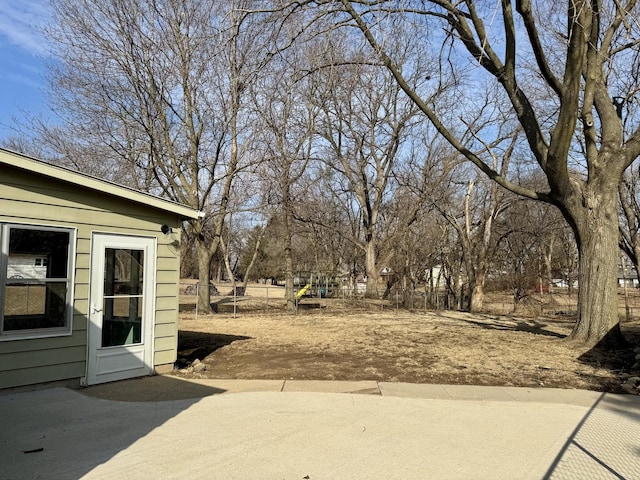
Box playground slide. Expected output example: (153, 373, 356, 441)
(296, 283, 311, 299)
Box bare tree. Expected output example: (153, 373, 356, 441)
(46, 0, 265, 312)
(619, 164, 640, 278)
(493, 195, 569, 310)
(0, 136, 43, 158)
(294, 171, 362, 279)
(379, 188, 442, 305)
(432, 170, 509, 312)
(290, 0, 640, 346)
(250, 37, 319, 310)
(312, 46, 424, 297)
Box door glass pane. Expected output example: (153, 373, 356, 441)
(101, 248, 144, 347)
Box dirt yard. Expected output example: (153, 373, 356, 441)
(172, 288, 640, 394)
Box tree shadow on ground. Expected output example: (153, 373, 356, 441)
(210, 296, 271, 313)
(577, 323, 640, 388)
(435, 312, 568, 338)
(297, 302, 322, 310)
(211, 297, 236, 313)
(179, 297, 254, 313)
(176, 331, 252, 367)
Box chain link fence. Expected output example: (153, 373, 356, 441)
(177, 279, 640, 332)
(178, 280, 628, 321)
(180, 280, 412, 317)
(180, 281, 287, 318)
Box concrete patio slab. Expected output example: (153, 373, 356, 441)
(378, 382, 607, 406)
(1, 378, 638, 480)
(282, 379, 380, 394)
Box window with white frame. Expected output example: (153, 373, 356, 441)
(1, 224, 75, 338)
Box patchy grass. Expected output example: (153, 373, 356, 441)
(173, 292, 640, 393)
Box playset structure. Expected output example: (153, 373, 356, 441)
(293, 272, 341, 298)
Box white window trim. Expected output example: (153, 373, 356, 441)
(0, 223, 76, 341)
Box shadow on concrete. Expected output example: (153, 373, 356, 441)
(79, 374, 226, 402)
(0, 376, 223, 479)
(543, 393, 640, 479)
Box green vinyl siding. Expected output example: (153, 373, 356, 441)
(0, 362, 86, 389)
(154, 349, 177, 366)
(0, 346, 87, 371)
(154, 336, 177, 353)
(0, 329, 87, 355)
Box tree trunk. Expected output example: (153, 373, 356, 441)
(282, 186, 296, 310)
(633, 243, 640, 285)
(241, 226, 266, 291)
(196, 240, 213, 314)
(543, 238, 554, 293)
(284, 248, 295, 311)
(469, 270, 486, 313)
(567, 190, 625, 348)
(467, 251, 490, 313)
(364, 240, 379, 298)
(457, 179, 495, 314)
(219, 236, 237, 292)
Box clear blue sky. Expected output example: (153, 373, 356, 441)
(0, 1, 52, 140)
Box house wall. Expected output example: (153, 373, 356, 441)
(0, 164, 183, 389)
(7, 254, 49, 280)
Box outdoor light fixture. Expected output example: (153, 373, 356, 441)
(161, 224, 173, 234)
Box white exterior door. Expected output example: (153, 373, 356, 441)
(86, 233, 156, 385)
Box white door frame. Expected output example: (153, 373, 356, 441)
(86, 233, 156, 385)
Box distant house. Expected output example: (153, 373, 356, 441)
(0, 148, 202, 389)
(7, 254, 49, 280)
(425, 265, 451, 290)
(618, 269, 639, 288)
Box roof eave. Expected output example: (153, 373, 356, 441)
(0, 148, 203, 220)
